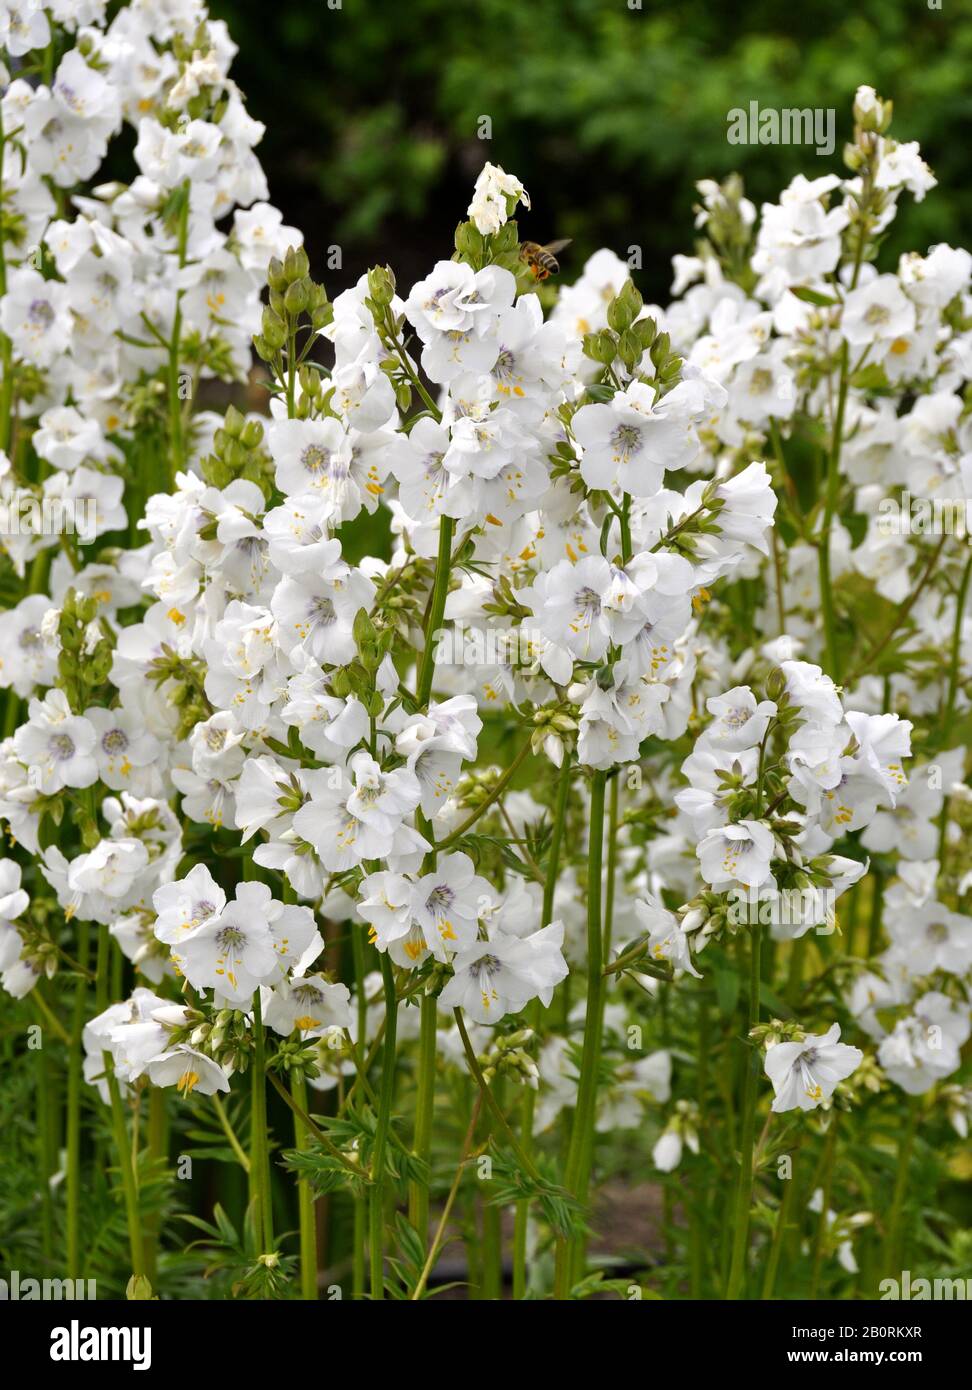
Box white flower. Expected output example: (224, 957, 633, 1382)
(0, 267, 72, 367)
(271, 564, 375, 667)
(14, 688, 98, 793)
(439, 920, 568, 1024)
(702, 687, 776, 752)
(146, 1046, 231, 1098)
(878, 992, 969, 1094)
(85, 704, 160, 792)
(170, 881, 278, 1004)
(875, 139, 936, 202)
(632, 894, 702, 978)
(573, 380, 713, 497)
(404, 262, 515, 385)
(698, 819, 776, 889)
(411, 852, 495, 963)
(263, 975, 352, 1038)
(467, 162, 530, 236)
(652, 1130, 683, 1172)
(765, 1023, 863, 1112)
(841, 275, 915, 348)
(268, 415, 352, 500)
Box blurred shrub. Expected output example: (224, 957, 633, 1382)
(210, 0, 972, 300)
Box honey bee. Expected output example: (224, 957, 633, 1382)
(519, 238, 572, 282)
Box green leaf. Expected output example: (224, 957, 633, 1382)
(789, 285, 838, 307)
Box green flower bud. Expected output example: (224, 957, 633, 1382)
(261, 306, 287, 350)
(367, 265, 396, 307)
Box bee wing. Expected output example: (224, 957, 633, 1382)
(542, 239, 573, 256)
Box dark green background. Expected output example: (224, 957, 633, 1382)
(210, 0, 971, 302)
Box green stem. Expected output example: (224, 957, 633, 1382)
(480, 1080, 504, 1299)
(409, 992, 437, 1244)
(37, 1043, 55, 1263)
(602, 775, 620, 969)
(105, 1059, 145, 1280)
(818, 346, 849, 679)
(809, 1117, 839, 1298)
(725, 925, 763, 1300)
(434, 736, 533, 852)
(406, 510, 457, 1242)
(291, 1070, 318, 1299)
(369, 952, 398, 1299)
(844, 532, 948, 686)
(250, 991, 274, 1252)
(513, 755, 572, 1298)
(410, 1093, 482, 1301)
(454, 1009, 542, 1180)
(416, 514, 455, 707)
(211, 1094, 250, 1173)
(65, 923, 90, 1280)
(144, 1087, 166, 1284)
(883, 1102, 918, 1280)
(555, 769, 606, 1297)
(350, 923, 368, 1298)
(762, 1142, 801, 1299)
(786, 934, 807, 1007)
(385, 312, 442, 420)
(94, 921, 110, 1014)
(942, 553, 972, 739)
(167, 182, 191, 487)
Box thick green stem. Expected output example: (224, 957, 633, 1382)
(94, 921, 110, 1014)
(809, 1117, 839, 1297)
(403, 510, 459, 1243)
(37, 1043, 55, 1263)
(409, 992, 437, 1243)
(105, 1059, 145, 1281)
(167, 182, 191, 487)
(65, 923, 90, 1280)
(350, 922, 368, 1298)
(554, 769, 606, 1297)
(942, 554, 972, 739)
(512, 755, 572, 1298)
(144, 1087, 166, 1283)
(883, 1102, 918, 1280)
(369, 952, 398, 1299)
(818, 347, 849, 679)
(725, 925, 763, 1300)
(291, 1070, 318, 1299)
(602, 775, 620, 969)
(937, 554, 972, 861)
(0, 101, 14, 456)
(250, 991, 274, 1253)
(416, 514, 455, 708)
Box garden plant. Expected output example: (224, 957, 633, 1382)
(0, 0, 969, 1305)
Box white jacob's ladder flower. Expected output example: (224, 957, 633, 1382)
(764, 1023, 863, 1112)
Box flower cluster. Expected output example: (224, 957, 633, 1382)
(0, 0, 967, 1302)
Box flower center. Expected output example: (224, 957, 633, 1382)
(50, 733, 76, 761)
